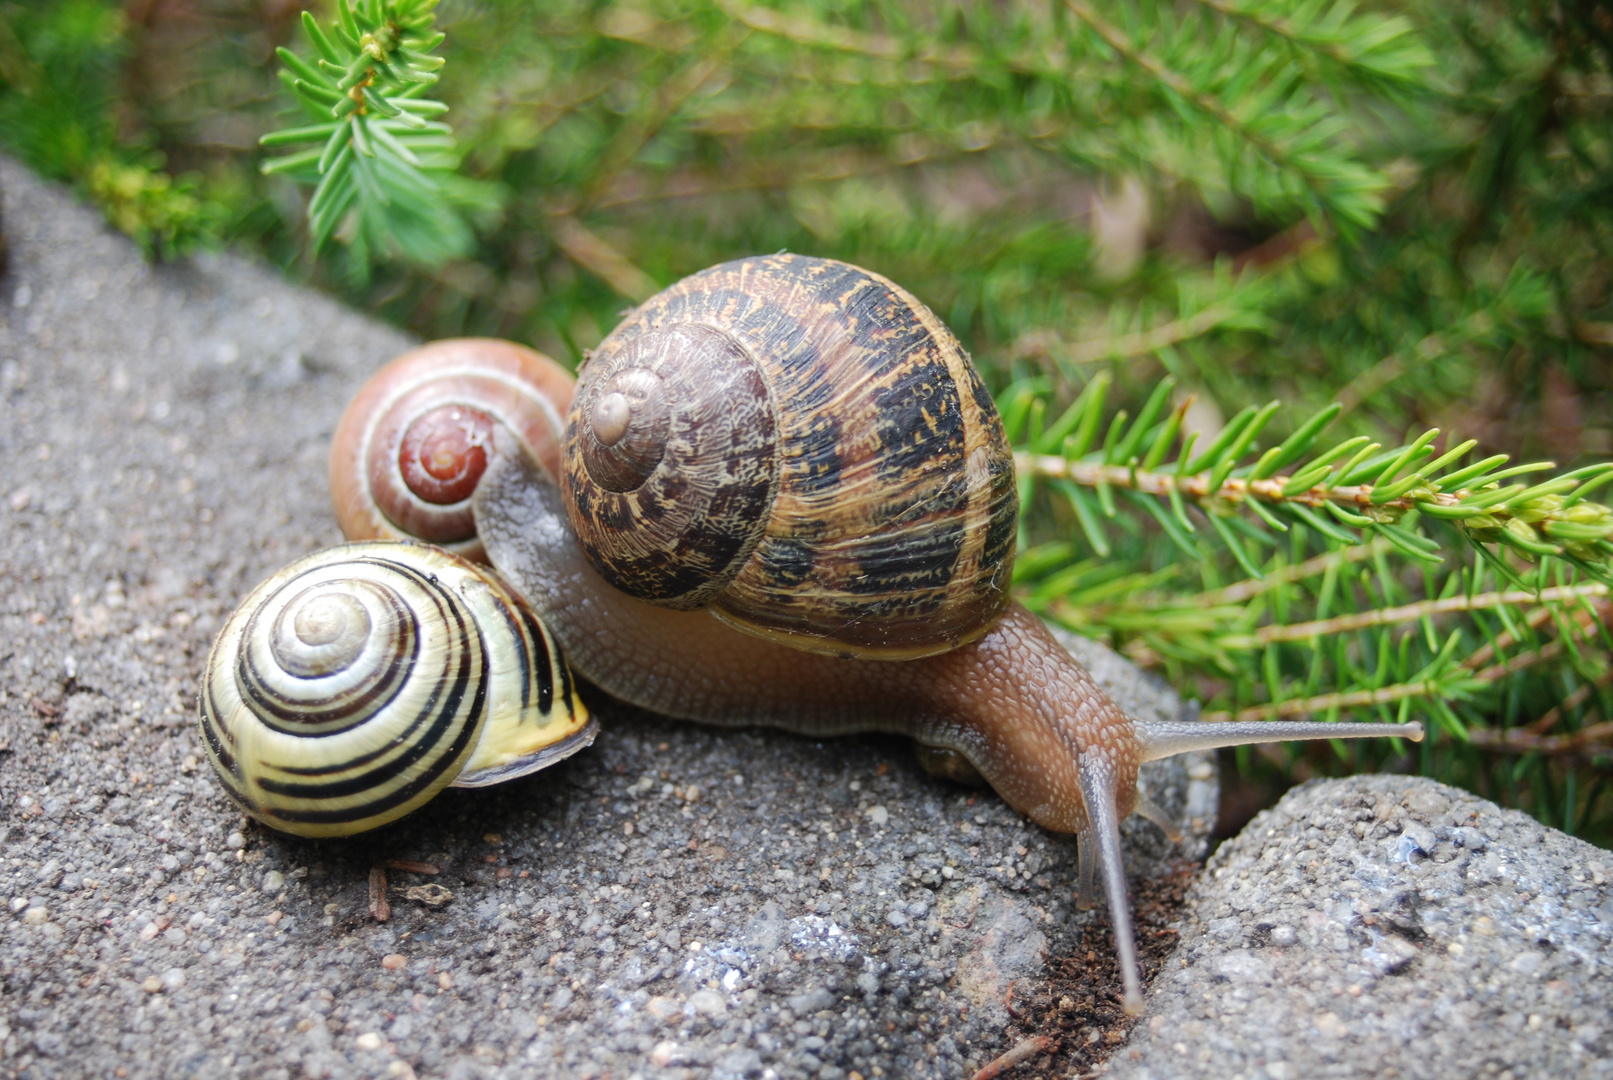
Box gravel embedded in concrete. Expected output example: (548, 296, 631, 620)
(1106, 775, 1613, 1080)
(0, 159, 1212, 1080)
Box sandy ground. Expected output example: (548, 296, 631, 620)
(0, 159, 1212, 1080)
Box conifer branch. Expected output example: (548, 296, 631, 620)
(1062, 0, 1395, 229)
(259, 0, 495, 266)
(1225, 584, 1610, 646)
(1008, 302, 1245, 366)
(1008, 377, 1613, 573)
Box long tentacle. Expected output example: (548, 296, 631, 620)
(1133, 719, 1423, 762)
(1078, 755, 1144, 1015)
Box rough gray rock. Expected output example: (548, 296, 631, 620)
(0, 159, 1211, 1080)
(1108, 775, 1613, 1080)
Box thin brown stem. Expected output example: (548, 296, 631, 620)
(1468, 717, 1613, 758)
(548, 214, 658, 301)
(1008, 303, 1242, 367)
(1227, 584, 1610, 646)
(1201, 681, 1437, 723)
(1460, 604, 1560, 672)
(1524, 666, 1613, 736)
(1194, 541, 1387, 606)
(1063, 0, 1321, 199)
(1470, 639, 1566, 684)
(971, 1036, 1052, 1080)
(1017, 453, 1443, 513)
(368, 866, 390, 922)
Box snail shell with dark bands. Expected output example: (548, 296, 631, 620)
(199, 542, 593, 838)
(330, 339, 575, 562)
(564, 254, 1020, 659)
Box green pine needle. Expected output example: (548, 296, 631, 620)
(259, 0, 499, 267)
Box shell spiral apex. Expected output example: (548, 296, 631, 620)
(562, 253, 1020, 659)
(198, 542, 593, 838)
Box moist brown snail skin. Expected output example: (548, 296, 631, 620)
(330, 254, 1424, 1013)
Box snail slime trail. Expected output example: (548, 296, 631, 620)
(327, 256, 1425, 1014)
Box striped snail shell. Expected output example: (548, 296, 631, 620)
(198, 542, 593, 838)
(330, 339, 575, 562)
(563, 254, 1020, 660)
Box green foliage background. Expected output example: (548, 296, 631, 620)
(3, 0, 1611, 844)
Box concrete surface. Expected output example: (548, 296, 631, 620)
(1107, 775, 1613, 1080)
(0, 159, 1213, 1080)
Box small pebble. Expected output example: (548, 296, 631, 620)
(142, 976, 162, 993)
(162, 968, 186, 992)
(382, 954, 407, 971)
(9, 897, 28, 914)
(22, 906, 48, 925)
(355, 1032, 383, 1051)
(438, 972, 453, 990)
(261, 870, 285, 894)
(866, 805, 889, 827)
(687, 989, 726, 1017)
(225, 832, 245, 851)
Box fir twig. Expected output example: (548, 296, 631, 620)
(259, 0, 496, 266)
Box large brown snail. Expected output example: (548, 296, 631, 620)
(219, 253, 1419, 1013)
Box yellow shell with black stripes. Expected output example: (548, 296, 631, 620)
(198, 541, 593, 837)
(562, 254, 1019, 661)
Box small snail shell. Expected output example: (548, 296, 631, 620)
(329, 339, 575, 562)
(198, 542, 593, 838)
(563, 255, 1019, 659)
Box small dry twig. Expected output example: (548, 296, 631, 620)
(368, 866, 391, 922)
(970, 1036, 1052, 1080)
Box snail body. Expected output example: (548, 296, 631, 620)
(199, 542, 593, 838)
(325, 256, 1423, 1012)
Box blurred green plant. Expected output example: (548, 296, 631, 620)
(0, 0, 221, 257)
(0, 0, 1609, 843)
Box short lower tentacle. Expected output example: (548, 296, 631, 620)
(1076, 828, 1097, 911)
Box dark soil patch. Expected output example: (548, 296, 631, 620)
(983, 861, 1199, 1079)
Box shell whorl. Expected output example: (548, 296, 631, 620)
(562, 254, 1019, 659)
(331, 339, 575, 562)
(566, 322, 779, 609)
(198, 542, 592, 838)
